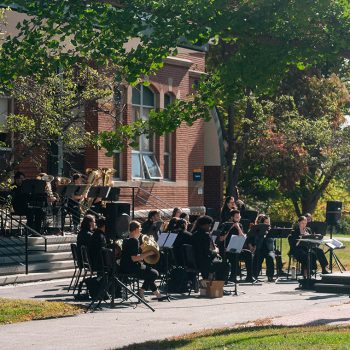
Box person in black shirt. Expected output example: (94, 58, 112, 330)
(219, 209, 254, 282)
(88, 218, 108, 273)
(173, 219, 193, 266)
(192, 215, 230, 281)
(141, 210, 162, 241)
(11, 171, 28, 215)
(249, 214, 275, 282)
(120, 221, 167, 301)
(77, 214, 95, 264)
(289, 216, 330, 277)
(220, 196, 237, 223)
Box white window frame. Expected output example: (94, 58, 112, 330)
(0, 96, 13, 152)
(163, 93, 175, 181)
(131, 85, 162, 180)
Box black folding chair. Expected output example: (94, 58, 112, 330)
(182, 244, 200, 295)
(68, 243, 82, 293)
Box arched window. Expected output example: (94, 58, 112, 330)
(131, 84, 162, 179)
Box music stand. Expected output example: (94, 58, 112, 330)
(158, 232, 177, 300)
(226, 235, 246, 295)
(307, 221, 327, 236)
(297, 237, 323, 290)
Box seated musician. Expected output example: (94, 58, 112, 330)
(192, 215, 230, 281)
(77, 214, 95, 263)
(88, 218, 108, 273)
(120, 221, 167, 301)
(219, 209, 254, 282)
(68, 173, 84, 231)
(165, 217, 178, 233)
(173, 218, 193, 266)
(289, 216, 330, 277)
(250, 214, 275, 282)
(141, 210, 162, 241)
(171, 207, 182, 218)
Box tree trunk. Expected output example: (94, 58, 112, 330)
(225, 104, 235, 196)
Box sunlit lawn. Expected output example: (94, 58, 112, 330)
(0, 298, 82, 325)
(117, 325, 350, 350)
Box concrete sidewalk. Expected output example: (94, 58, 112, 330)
(0, 277, 349, 350)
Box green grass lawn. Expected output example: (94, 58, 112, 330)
(117, 325, 350, 350)
(0, 298, 82, 325)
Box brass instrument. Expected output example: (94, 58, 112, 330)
(140, 235, 160, 265)
(56, 177, 71, 185)
(79, 168, 101, 214)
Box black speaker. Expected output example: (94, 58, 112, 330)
(326, 201, 342, 226)
(106, 202, 131, 239)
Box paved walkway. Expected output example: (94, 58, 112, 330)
(0, 276, 349, 350)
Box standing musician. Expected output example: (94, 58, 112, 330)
(289, 216, 330, 277)
(141, 210, 162, 241)
(218, 209, 254, 282)
(250, 214, 275, 282)
(68, 173, 84, 231)
(220, 196, 237, 223)
(10, 171, 27, 216)
(192, 215, 230, 281)
(120, 221, 167, 301)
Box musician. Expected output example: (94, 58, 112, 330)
(192, 215, 230, 281)
(219, 209, 254, 282)
(171, 207, 182, 218)
(305, 213, 313, 223)
(11, 171, 27, 216)
(141, 210, 162, 241)
(88, 217, 108, 273)
(289, 216, 330, 277)
(220, 196, 237, 223)
(250, 215, 275, 282)
(68, 173, 84, 231)
(120, 221, 167, 301)
(173, 218, 193, 266)
(77, 214, 95, 263)
(165, 217, 178, 232)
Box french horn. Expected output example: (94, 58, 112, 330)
(140, 235, 160, 265)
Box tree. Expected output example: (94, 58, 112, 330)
(1, 0, 350, 198)
(0, 66, 114, 180)
(246, 73, 350, 216)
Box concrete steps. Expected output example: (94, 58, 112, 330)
(0, 235, 77, 285)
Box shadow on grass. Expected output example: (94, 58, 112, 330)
(114, 324, 350, 350)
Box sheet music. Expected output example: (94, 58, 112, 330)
(323, 238, 344, 250)
(157, 232, 169, 248)
(163, 232, 177, 248)
(211, 221, 219, 232)
(226, 235, 246, 253)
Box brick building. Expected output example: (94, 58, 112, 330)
(0, 10, 225, 217)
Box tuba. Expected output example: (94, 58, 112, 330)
(140, 235, 160, 265)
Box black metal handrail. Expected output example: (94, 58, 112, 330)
(0, 202, 47, 274)
(135, 187, 173, 219)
